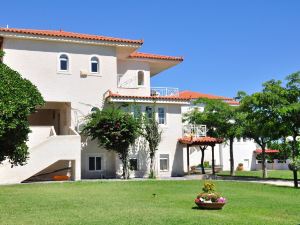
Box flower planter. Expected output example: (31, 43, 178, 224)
(194, 181, 226, 210)
(195, 202, 226, 210)
(52, 175, 70, 181)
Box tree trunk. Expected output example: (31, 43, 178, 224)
(212, 145, 215, 175)
(200, 147, 206, 174)
(293, 170, 298, 188)
(292, 136, 298, 188)
(229, 137, 235, 176)
(187, 145, 190, 175)
(261, 145, 267, 179)
(120, 150, 129, 179)
(149, 154, 154, 178)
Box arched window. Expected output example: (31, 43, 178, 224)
(59, 54, 69, 71)
(138, 71, 144, 86)
(90, 56, 99, 73)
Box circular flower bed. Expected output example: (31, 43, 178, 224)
(194, 181, 226, 210)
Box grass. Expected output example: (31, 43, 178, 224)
(217, 170, 300, 180)
(0, 180, 299, 225)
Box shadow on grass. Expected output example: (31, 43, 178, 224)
(191, 206, 224, 210)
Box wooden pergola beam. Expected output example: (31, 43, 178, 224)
(179, 136, 223, 177)
(211, 144, 215, 175)
(186, 144, 190, 175)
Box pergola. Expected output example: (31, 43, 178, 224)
(254, 149, 280, 154)
(178, 136, 223, 175)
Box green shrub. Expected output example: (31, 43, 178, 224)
(0, 61, 44, 166)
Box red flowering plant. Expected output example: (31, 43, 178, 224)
(82, 105, 141, 179)
(194, 181, 226, 205)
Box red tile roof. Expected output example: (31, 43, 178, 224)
(129, 52, 183, 61)
(0, 28, 143, 45)
(178, 136, 223, 145)
(179, 90, 232, 100)
(255, 149, 279, 154)
(224, 100, 240, 105)
(107, 91, 190, 101)
(179, 90, 240, 105)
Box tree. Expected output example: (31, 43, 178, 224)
(238, 80, 283, 178)
(184, 98, 241, 175)
(82, 105, 140, 179)
(141, 111, 162, 178)
(267, 140, 292, 162)
(277, 72, 300, 188)
(0, 51, 44, 166)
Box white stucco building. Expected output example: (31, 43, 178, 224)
(0, 28, 267, 184)
(0, 27, 191, 184)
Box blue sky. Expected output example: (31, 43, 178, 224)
(1, 0, 300, 97)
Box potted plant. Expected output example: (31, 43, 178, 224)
(288, 156, 300, 171)
(194, 181, 226, 210)
(236, 163, 244, 171)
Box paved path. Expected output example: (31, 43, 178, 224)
(167, 174, 298, 187)
(1, 174, 298, 187)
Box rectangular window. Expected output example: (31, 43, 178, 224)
(138, 71, 144, 86)
(89, 157, 95, 171)
(244, 159, 249, 168)
(60, 60, 68, 71)
(145, 106, 153, 119)
(96, 157, 101, 170)
(160, 154, 169, 171)
(132, 105, 142, 118)
(129, 158, 138, 171)
(89, 156, 101, 171)
(158, 107, 166, 124)
(120, 104, 130, 113)
(91, 62, 98, 73)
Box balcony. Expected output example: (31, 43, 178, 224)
(150, 87, 179, 97)
(182, 124, 207, 137)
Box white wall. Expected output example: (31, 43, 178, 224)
(28, 126, 52, 148)
(117, 59, 151, 96)
(156, 104, 184, 177)
(221, 139, 257, 171)
(3, 38, 117, 127)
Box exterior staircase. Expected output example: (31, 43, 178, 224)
(0, 126, 81, 184)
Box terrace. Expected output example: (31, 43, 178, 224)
(150, 87, 179, 97)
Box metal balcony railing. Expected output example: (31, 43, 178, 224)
(150, 87, 179, 97)
(182, 124, 207, 137)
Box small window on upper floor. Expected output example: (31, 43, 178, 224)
(158, 107, 166, 125)
(145, 106, 153, 119)
(138, 71, 144, 86)
(59, 54, 69, 71)
(90, 56, 99, 73)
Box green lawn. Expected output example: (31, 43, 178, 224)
(0, 180, 299, 225)
(217, 170, 300, 180)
